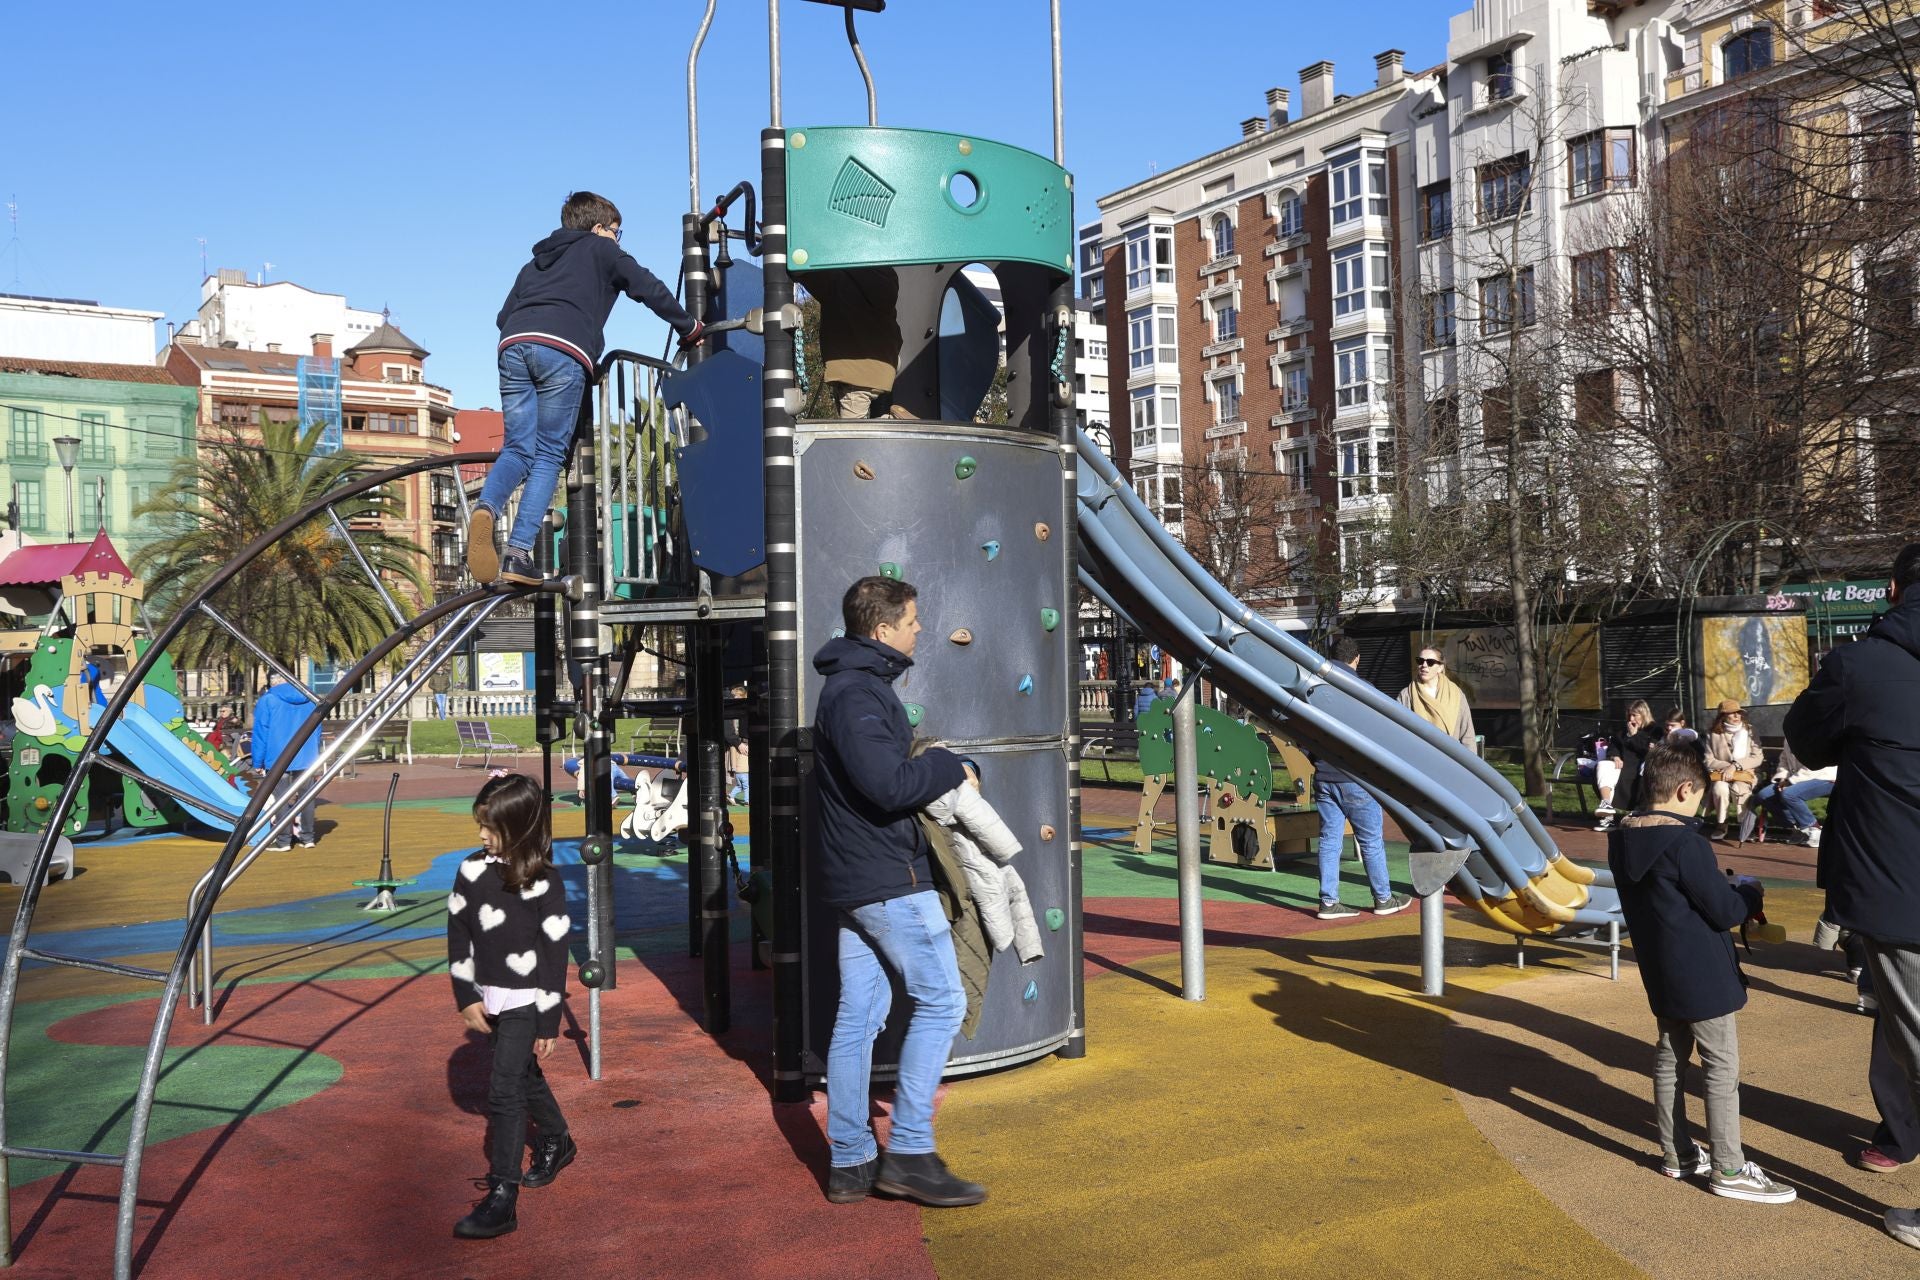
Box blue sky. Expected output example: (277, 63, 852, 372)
(2, 1, 1444, 408)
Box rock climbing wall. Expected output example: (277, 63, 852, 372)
(796, 425, 1074, 1076)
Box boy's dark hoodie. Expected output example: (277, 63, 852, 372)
(810, 635, 967, 908)
(1608, 813, 1755, 1023)
(497, 228, 694, 371)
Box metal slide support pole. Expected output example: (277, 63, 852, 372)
(761, 126, 808, 1104)
(1173, 675, 1204, 1001)
(1420, 889, 1445, 997)
(567, 407, 617, 996)
(1052, 279, 1086, 1059)
(695, 627, 731, 1032)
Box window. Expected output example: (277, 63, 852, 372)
(1420, 180, 1453, 241)
(1282, 366, 1310, 412)
(1863, 108, 1915, 201)
(1722, 27, 1773, 80)
(13, 479, 43, 531)
(1339, 435, 1385, 500)
(1213, 303, 1238, 341)
(1568, 128, 1636, 197)
(1478, 153, 1532, 222)
(1330, 152, 1388, 226)
(1480, 267, 1536, 334)
(1332, 242, 1391, 317)
(1129, 385, 1181, 452)
(1575, 369, 1617, 426)
(1481, 385, 1512, 448)
(1087, 338, 1107, 360)
(1210, 214, 1235, 259)
(1212, 376, 1242, 424)
(433, 531, 462, 570)
(1572, 251, 1612, 315)
(1133, 465, 1184, 528)
(364, 412, 414, 434)
(1487, 51, 1516, 102)
(79, 412, 112, 462)
(1865, 258, 1916, 369)
(431, 474, 461, 523)
(1124, 224, 1174, 292)
(1335, 335, 1382, 408)
(1426, 290, 1458, 348)
(1277, 194, 1305, 238)
(1426, 395, 1461, 454)
(1341, 528, 1383, 587)
(1280, 444, 1312, 492)
(1128, 305, 1178, 369)
(9, 408, 44, 461)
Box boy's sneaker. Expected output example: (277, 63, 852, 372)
(1812, 915, 1842, 950)
(1861, 991, 1880, 1015)
(498, 550, 542, 587)
(467, 508, 499, 584)
(1708, 1161, 1796, 1203)
(1594, 802, 1617, 817)
(1316, 900, 1360, 920)
(1856, 1145, 1905, 1174)
(1594, 814, 1616, 831)
(1886, 1207, 1920, 1250)
(1805, 825, 1822, 848)
(1372, 893, 1412, 916)
(1660, 1147, 1712, 1179)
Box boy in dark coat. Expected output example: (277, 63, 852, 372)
(1608, 742, 1795, 1203)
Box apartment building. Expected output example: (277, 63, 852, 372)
(1090, 54, 1431, 624)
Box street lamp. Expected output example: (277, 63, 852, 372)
(52, 435, 80, 542)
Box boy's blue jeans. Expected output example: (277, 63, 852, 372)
(479, 342, 590, 553)
(1313, 779, 1392, 905)
(826, 890, 965, 1167)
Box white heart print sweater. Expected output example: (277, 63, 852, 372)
(446, 853, 571, 1038)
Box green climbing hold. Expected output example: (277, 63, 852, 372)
(879, 562, 902, 580)
(1040, 607, 1059, 632)
(1046, 907, 1064, 932)
(955, 455, 977, 480)
(903, 702, 925, 727)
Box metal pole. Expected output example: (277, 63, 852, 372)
(1052, 275, 1086, 1058)
(687, 0, 718, 214)
(682, 213, 713, 963)
(1419, 889, 1445, 996)
(844, 5, 877, 126)
(747, 621, 771, 970)
(761, 125, 808, 1104)
(1049, 0, 1064, 165)
(566, 403, 617, 995)
(695, 628, 730, 1032)
(768, 0, 783, 129)
(1173, 675, 1204, 1000)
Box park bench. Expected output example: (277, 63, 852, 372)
(628, 716, 685, 758)
(453, 718, 521, 769)
(1078, 724, 1140, 783)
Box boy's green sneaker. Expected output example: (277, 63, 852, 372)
(1659, 1147, 1711, 1178)
(1372, 893, 1413, 916)
(1708, 1161, 1796, 1203)
(1316, 900, 1360, 920)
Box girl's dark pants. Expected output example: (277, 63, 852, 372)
(487, 1004, 568, 1183)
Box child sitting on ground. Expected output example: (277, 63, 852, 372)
(473, 191, 705, 586)
(1607, 742, 1795, 1203)
(447, 773, 576, 1239)
(923, 759, 1043, 963)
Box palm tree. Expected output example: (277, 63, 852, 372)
(133, 416, 426, 718)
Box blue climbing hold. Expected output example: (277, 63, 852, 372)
(1022, 980, 1038, 1003)
(982, 540, 1001, 561)
(1017, 674, 1033, 696)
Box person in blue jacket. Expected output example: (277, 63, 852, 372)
(812, 575, 986, 1211)
(251, 677, 323, 850)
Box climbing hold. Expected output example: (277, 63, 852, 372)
(1034, 522, 1051, 541)
(903, 703, 925, 728)
(1022, 980, 1038, 1003)
(853, 460, 876, 480)
(1039, 824, 1056, 842)
(579, 961, 605, 989)
(1017, 674, 1034, 696)
(1039, 608, 1059, 632)
(982, 540, 1001, 561)
(879, 562, 901, 580)
(1046, 907, 1064, 932)
(950, 628, 973, 646)
(955, 455, 977, 480)
(830, 626, 845, 639)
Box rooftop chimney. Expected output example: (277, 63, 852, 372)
(312, 333, 333, 359)
(1266, 87, 1290, 127)
(1376, 49, 1406, 87)
(1300, 61, 1336, 117)
(1241, 116, 1267, 138)
(266, 342, 281, 354)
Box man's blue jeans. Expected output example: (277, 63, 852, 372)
(826, 890, 965, 1167)
(479, 343, 590, 553)
(1314, 779, 1391, 905)
(1757, 778, 1831, 829)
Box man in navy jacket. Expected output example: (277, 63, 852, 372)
(812, 575, 985, 1210)
(1786, 542, 1920, 1248)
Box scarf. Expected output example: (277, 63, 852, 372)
(1411, 675, 1464, 736)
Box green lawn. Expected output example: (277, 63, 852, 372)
(402, 716, 677, 757)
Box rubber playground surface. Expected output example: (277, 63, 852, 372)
(2, 767, 1913, 1279)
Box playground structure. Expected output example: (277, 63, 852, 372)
(0, 4, 1630, 1276)
(1129, 698, 1321, 868)
(1, 531, 251, 843)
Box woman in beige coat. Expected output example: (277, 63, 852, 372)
(1704, 699, 1764, 840)
(1399, 646, 1477, 752)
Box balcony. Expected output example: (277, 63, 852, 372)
(431, 504, 459, 524)
(9, 440, 46, 463)
(1268, 317, 1311, 341)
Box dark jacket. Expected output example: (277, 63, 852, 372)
(497, 228, 694, 371)
(811, 636, 967, 908)
(251, 682, 320, 773)
(1608, 812, 1752, 1023)
(1610, 723, 1663, 811)
(446, 854, 570, 1038)
(1785, 595, 1920, 943)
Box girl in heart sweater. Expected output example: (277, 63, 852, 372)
(447, 773, 574, 1239)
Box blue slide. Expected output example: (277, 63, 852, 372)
(102, 701, 253, 835)
(1074, 432, 1619, 936)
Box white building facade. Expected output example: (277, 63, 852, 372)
(0, 294, 164, 365)
(180, 269, 384, 356)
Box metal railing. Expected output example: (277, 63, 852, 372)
(594, 350, 683, 597)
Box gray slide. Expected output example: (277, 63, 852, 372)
(1073, 431, 1620, 935)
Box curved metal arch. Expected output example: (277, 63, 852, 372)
(0, 448, 504, 1278)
